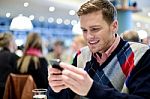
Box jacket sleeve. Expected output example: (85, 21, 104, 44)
(47, 86, 76, 99)
(86, 50, 150, 99)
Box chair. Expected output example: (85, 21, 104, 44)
(3, 73, 37, 99)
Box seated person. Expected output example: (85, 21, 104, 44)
(0, 32, 19, 99)
(16, 32, 48, 89)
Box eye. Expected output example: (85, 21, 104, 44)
(90, 28, 101, 32)
(82, 29, 87, 33)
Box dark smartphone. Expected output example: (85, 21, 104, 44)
(49, 59, 63, 71)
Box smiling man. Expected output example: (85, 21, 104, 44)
(48, 0, 150, 99)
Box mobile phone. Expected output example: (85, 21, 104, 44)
(49, 59, 63, 71)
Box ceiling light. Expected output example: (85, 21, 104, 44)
(6, 13, 11, 18)
(24, 2, 29, 7)
(29, 15, 34, 20)
(49, 7, 55, 12)
(39, 16, 45, 22)
(48, 17, 54, 23)
(10, 14, 33, 31)
(56, 18, 63, 24)
(69, 10, 76, 16)
(71, 20, 78, 25)
(64, 19, 70, 25)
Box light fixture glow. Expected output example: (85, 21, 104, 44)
(29, 15, 34, 20)
(10, 14, 33, 30)
(6, 13, 11, 18)
(39, 16, 45, 22)
(56, 18, 63, 24)
(24, 2, 29, 7)
(69, 10, 76, 16)
(71, 20, 78, 25)
(48, 17, 54, 23)
(49, 7, 55, 12)
(64, 19, 70, 25)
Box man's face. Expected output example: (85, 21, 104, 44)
(80, 11, 118, 53)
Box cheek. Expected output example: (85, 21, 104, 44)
(96, 31, 107, 40)
(98, 30, 112, 42)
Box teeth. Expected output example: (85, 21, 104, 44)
(89, 40, 99, 44)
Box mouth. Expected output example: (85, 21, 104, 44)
(88, 40, 100, 45)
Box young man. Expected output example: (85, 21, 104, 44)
(48, 0, 150, 99)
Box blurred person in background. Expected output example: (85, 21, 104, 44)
(0, 32, 19, 99)
(16, 32, 48, 89)
(71, 35, 87, 53)
(48, 0, 150, 99)
(46, 40, 64, 62)
(121, 30, 141, 42)
(64, 35, 87, 64)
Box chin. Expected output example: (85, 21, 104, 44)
(89, 48, 99, 53)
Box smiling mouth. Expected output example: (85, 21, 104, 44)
(88, 40, 100, 45)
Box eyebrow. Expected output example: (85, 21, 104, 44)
(81, 27, 85, 30)
(81, 25, 101, 29)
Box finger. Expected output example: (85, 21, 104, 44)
(51, 85, 68, 93)
(62, 75, 79, 91)
(49, 80, 65, 87)
(62, 69, 85, 82)
(60, 62, 85, 75)
(48, 74, 63, 81)
(48, 67, 62, 74)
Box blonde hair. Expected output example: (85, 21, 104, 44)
(17, 32, 43, 73)
(0, 32, 13, 48)
(72, 35, 87, 51)
(73, 35, 86, 47)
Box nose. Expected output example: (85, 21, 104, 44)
(86, 31, 94, 39)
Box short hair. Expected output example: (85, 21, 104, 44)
(77, 0, 117, 25)
(73, 35, 86, 47)
(121, 30, 140, 42)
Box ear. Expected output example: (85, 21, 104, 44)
(111, 20, 118, 34)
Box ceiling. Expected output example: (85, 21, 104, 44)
(0, 0, 150, 23)
(0, 0, 87, 21)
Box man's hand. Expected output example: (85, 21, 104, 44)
(48, 67, 68, 93)
(60, 62, 93, 96)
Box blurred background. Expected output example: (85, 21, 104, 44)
(0, 0, 150, 48)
